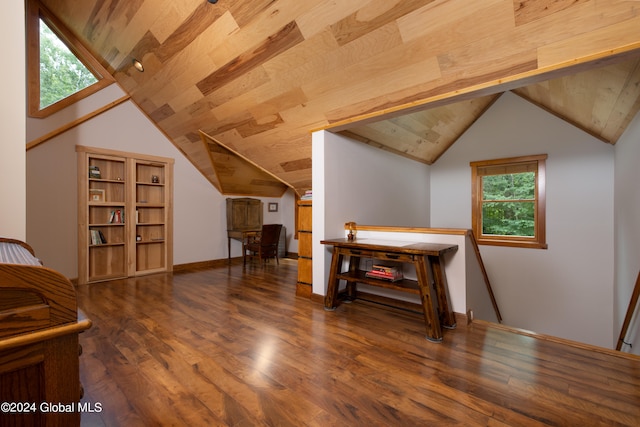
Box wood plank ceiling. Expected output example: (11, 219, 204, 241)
(40, 0, 640, 196)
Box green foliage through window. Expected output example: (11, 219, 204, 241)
(39, 19, 97, 109)
(481, 172, 535, 237)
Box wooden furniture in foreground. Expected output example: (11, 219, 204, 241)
(242, 224, 283, 265)
(76, 145, 174, 285)
(0, 238, 92, 427)
(226, 198, 263, 260)
(296, 200, 312, 297)
(321, 238, 458, 342)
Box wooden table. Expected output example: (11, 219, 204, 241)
(227, 229, 260, 260)
(321, 238, 458, 342)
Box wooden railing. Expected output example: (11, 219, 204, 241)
(467, 229, 502, 323)
(617, 270, 640, 351)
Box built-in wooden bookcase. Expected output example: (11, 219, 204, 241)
(83, 153, 127, 283)
(133, 160, 170, 275)
(77, 146, 174, 285)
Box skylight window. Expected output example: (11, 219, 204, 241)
(27, 0, 113, 118)
(38, 19, 98, 109)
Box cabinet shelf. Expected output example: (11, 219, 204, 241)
(89, 242, 125, 248)
(136, 203, 164, 208)
(136, 239, 165, 244)
(90, 178, 125, 183)
(136, 181, 164, 186)
(89, 200, 125, 204)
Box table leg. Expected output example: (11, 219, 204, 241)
(345, 255, 360, 302)
(428, 255, 456, 329)
(415, 256, 443, 342)
(324, 248, 343, 311)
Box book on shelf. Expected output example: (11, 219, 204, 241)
(89, 165, 101, 179)
(90, 229, 106, 245)
(108, 209, 124, 224)
(300, 190, 312, 200)
(371, 264, 399, 273)
(365, 264, 403, 282)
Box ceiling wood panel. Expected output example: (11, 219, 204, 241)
(513, 57, 640, 144)
(536, 14, 640, 68)
(330, 0, 437, 46)
(197, 22, 305, 97)
(514, 0, 589, 27)
(39, 0, 640, 195)
(397, 0, 512, 47)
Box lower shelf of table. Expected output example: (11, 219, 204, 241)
(336, 270, 421, 295)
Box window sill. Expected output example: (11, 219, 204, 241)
(477, 238, 548, 249)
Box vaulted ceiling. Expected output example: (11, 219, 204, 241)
(40, 0, 640, 196)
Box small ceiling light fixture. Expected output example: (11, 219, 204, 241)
(208, 0, 218, 4)
(132, 58, 144, 72)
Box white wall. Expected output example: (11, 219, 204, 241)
(614, 111, 640, 355)
(27, 97, 297, 278)
(0, 2, 26, 240)
(261, 188, 298, 254)
(431, 92, 615, 348)
(312, 130, 430, 295)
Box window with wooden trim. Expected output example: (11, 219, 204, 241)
(471, 154, 547, 249)
(26, 0, 113, 118)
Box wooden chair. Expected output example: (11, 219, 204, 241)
(243, 224, 283, 265)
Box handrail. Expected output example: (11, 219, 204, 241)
(617, 270, 640, 351)
(343, 224, 468, 235)
(467, 229, 502, 323)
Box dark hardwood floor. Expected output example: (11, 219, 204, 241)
(76, 259, 640, 426)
